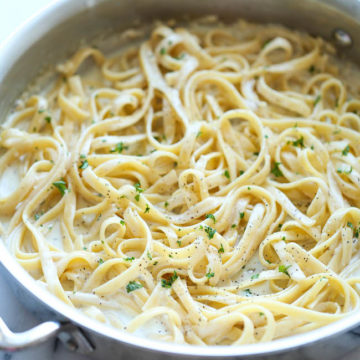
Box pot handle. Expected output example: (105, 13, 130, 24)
(0, 317, 95, 354)
(0, 317, 60, 351)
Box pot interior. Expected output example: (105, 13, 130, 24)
(1, 0, 360, 120)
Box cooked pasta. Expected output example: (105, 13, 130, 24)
(1, 19, 360, 345)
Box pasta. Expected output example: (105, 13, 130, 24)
(1, 19, 360, 345)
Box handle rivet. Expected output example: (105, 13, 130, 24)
(333, 29, 352, 47)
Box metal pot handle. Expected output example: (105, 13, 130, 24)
(0, 317, 94, 354)
(0, 317, 60, 351)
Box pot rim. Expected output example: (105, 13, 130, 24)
(0, 0, 360, 357)
(1, 241, 360, 357)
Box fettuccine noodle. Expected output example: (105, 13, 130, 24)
(1, 19, 360, 345)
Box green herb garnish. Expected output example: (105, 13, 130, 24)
(161, 271, 178, 288)
(110, 142, 128, 154)
(314, 95, 321, 106)
(79, 160, 88, 169)
(53, 180, 67, 196)
(262, 39, 271, 49)
(124, 257, 135, 261)
(292, 136, 305, 148)
(204, 225, 216, 239)
(126, 281, 143, 293)
(206, 269, 215, 279)
(342, 145, 350, 156)
(278, 264, 291, 277)
(271, 162, 283, 177)
(244, 289, 252, 296)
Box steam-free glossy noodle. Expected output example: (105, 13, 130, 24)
(1, 20, 360, 345)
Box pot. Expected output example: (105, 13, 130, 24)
(0, 1, 360, 359)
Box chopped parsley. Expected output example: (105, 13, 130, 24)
(134, 182, 143, 201)
(79, 159, 88, 169)
(45, 116, 51, 123)
(98, 258, 104, 265)
(196, 131, 202, 138)
(292, 136, 305, 148)
(262, 39, 271, 49)
(347, 222, 353, 229)
(355, 228, 359, 238)
(218, 243, 224, 254)
(206, 269, 215, 279)
(160, 47, 166, 55)
(164, 201, 169, 208)
(144, 204, 150, 213)
(204, 225, 216, 239)
(308, 65, 315, 73)
(224, 170, 230, 179)
(134, 182, 144, 193)
(205, 214, 216, 223)
(53, 180, 67, 196)
(161, 271, 178, 288)
(124, 257, 135, 261)
(176, 240, 182, 247)
(244, 289, 252, 296)
(239, 170, 245, 176)
(175, 53, 185, 60)
(278, 264, 291, 277)
(338, 166, 352, 174)
(314, 95, 321, 106)
(240, 212, 245, 219)
(126, 281, 143, 293)
(120, 220, 125, 225)
(34, 212, 42, 221)
(110, 142, 128, 154)
(271, 162, 283, 177)
(231, 224, 236, 228)
(80, 154, 86, 159)
(251, 273, 260, 280)
(147, 251, 152, 260)
(342, 145, 350, 156)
